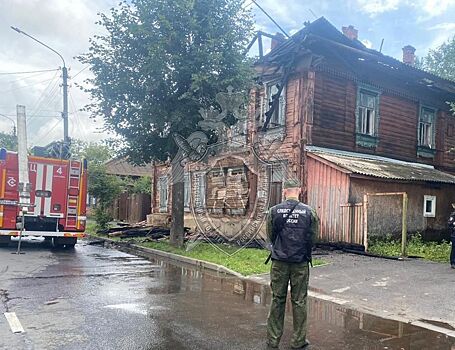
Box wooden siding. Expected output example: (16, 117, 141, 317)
(311, 71, 455, 172)
(307, 155, 350, 242)
(111, 193, 151, 223)
(350, 178, 455, 239)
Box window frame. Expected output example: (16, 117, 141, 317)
(193, 171, 206, 209)
(355, 85, 381, 148)
(417, 104, 437, 158)
(184, 172, 191, 212)
(263, 81, 286, 128)
(418, 105, 437, 148)
(423, 195, 436, 218)
(158, 176, 169, 213)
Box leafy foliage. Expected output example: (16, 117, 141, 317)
(0, 131, 17, 151)
(368, 234, 451, 263)
(72, 140, 152, 228)
(78, 0, 255, 164)
(123, 175, 152, 194)
(419, 35, 455, 114)
(420, 36, 455, 82)
(71, 140, 113, 165)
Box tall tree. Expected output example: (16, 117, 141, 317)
(79, 0, 254, 246)
(420, 36, 455, 113)
(0, 132, 17, 151)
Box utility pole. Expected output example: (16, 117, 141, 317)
(11, 26, 69, 143)
(62, 66, 68, 141)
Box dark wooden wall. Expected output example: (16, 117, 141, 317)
(350, 178, 455, 239)
(311, 71, 455, 173)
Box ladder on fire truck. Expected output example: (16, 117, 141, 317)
(65, 161, 81, 229)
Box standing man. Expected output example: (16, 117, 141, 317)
(448, 206, 455, 269)
(266, 179, 319, 349)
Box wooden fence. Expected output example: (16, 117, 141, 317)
(111, 193, 151, 223)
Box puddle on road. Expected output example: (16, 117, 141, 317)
(143, 257, 455, 350)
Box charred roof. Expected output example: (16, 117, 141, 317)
(256, 17, 455, 108)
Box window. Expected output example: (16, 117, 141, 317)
(264, 82, 286, 127)
(423, 195, 436, 217)
(184, 173, 191, 212)
(355, 86, 380, 148)
(417, 106, 437, 158)
(193, 172, 206, 208)
(159, 176, 168, 212)
(418, 106, 436, 148)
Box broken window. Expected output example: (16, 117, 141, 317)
(355, 86, 380, 148)
(357, 90, 379, 136)
(264, 82, 286, 128)
(418, 106, 436, 148)
(159, 176, 168, 212)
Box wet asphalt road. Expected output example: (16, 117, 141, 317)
(0, 239, 454, 350)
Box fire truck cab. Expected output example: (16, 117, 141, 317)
(0, 147, 87, 248)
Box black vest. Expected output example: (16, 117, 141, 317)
(271, 199, 313, 263)
(448, 211, 455, 239)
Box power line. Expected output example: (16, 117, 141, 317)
(251, 0, 290, 38)
(69, 90, 87, 136)
(72, 65, 89, 80)
(0, 76, 59, 94)
(28, 71, 61, 120)
(30, 118, 61, 146)
(0, 68, 59, 75)
(0, 69, 58, 87)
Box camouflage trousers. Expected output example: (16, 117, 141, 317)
(267, 260, 310, 348)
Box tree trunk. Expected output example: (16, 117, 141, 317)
(170, 180, 185, 247)
(170, 156, 185, 248)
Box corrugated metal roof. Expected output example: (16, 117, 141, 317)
(105, 157, 153, 177)
(307, 147, 455, 184)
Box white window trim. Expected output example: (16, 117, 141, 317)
(184, 173, 191, 212)
(423, 195, 436, 218)
(193, 171, 206, 209)
(159, 176, 168, 213)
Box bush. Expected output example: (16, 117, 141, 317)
(369, 233, 451, 263)
(93, 207, 113, 230)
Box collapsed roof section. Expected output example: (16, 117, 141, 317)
(255, 17, 455, 109)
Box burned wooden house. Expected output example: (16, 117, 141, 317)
(149, 17, 455, 246)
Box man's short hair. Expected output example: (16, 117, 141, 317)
(283, 178, 301, 189)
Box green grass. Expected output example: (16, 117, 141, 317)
(368, 234, 451, 263)
(85, 220, 97, 235)
(139, 240, 325, 276)
(88, 227, 324, 275)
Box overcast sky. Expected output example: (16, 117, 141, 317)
(0, 0, 454, 147)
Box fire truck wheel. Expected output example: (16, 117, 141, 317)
(52, 237, 77, 249)
(0, 236, 11, 247)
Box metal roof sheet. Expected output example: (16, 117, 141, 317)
(105, 157, 153, 177)
(307, 147, 455, 184)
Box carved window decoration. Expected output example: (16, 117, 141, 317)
(184, 173, 191, 212)
(265, 82, 286, 128)
(355, 86, 380, 148)
(193, 172, 206, 209)
(159, 176, 168, 212)
(417, 105, 437, 158)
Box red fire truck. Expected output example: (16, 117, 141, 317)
(0, 147, 87, 248)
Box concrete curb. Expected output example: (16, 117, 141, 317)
(86, 235, 244, 278)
